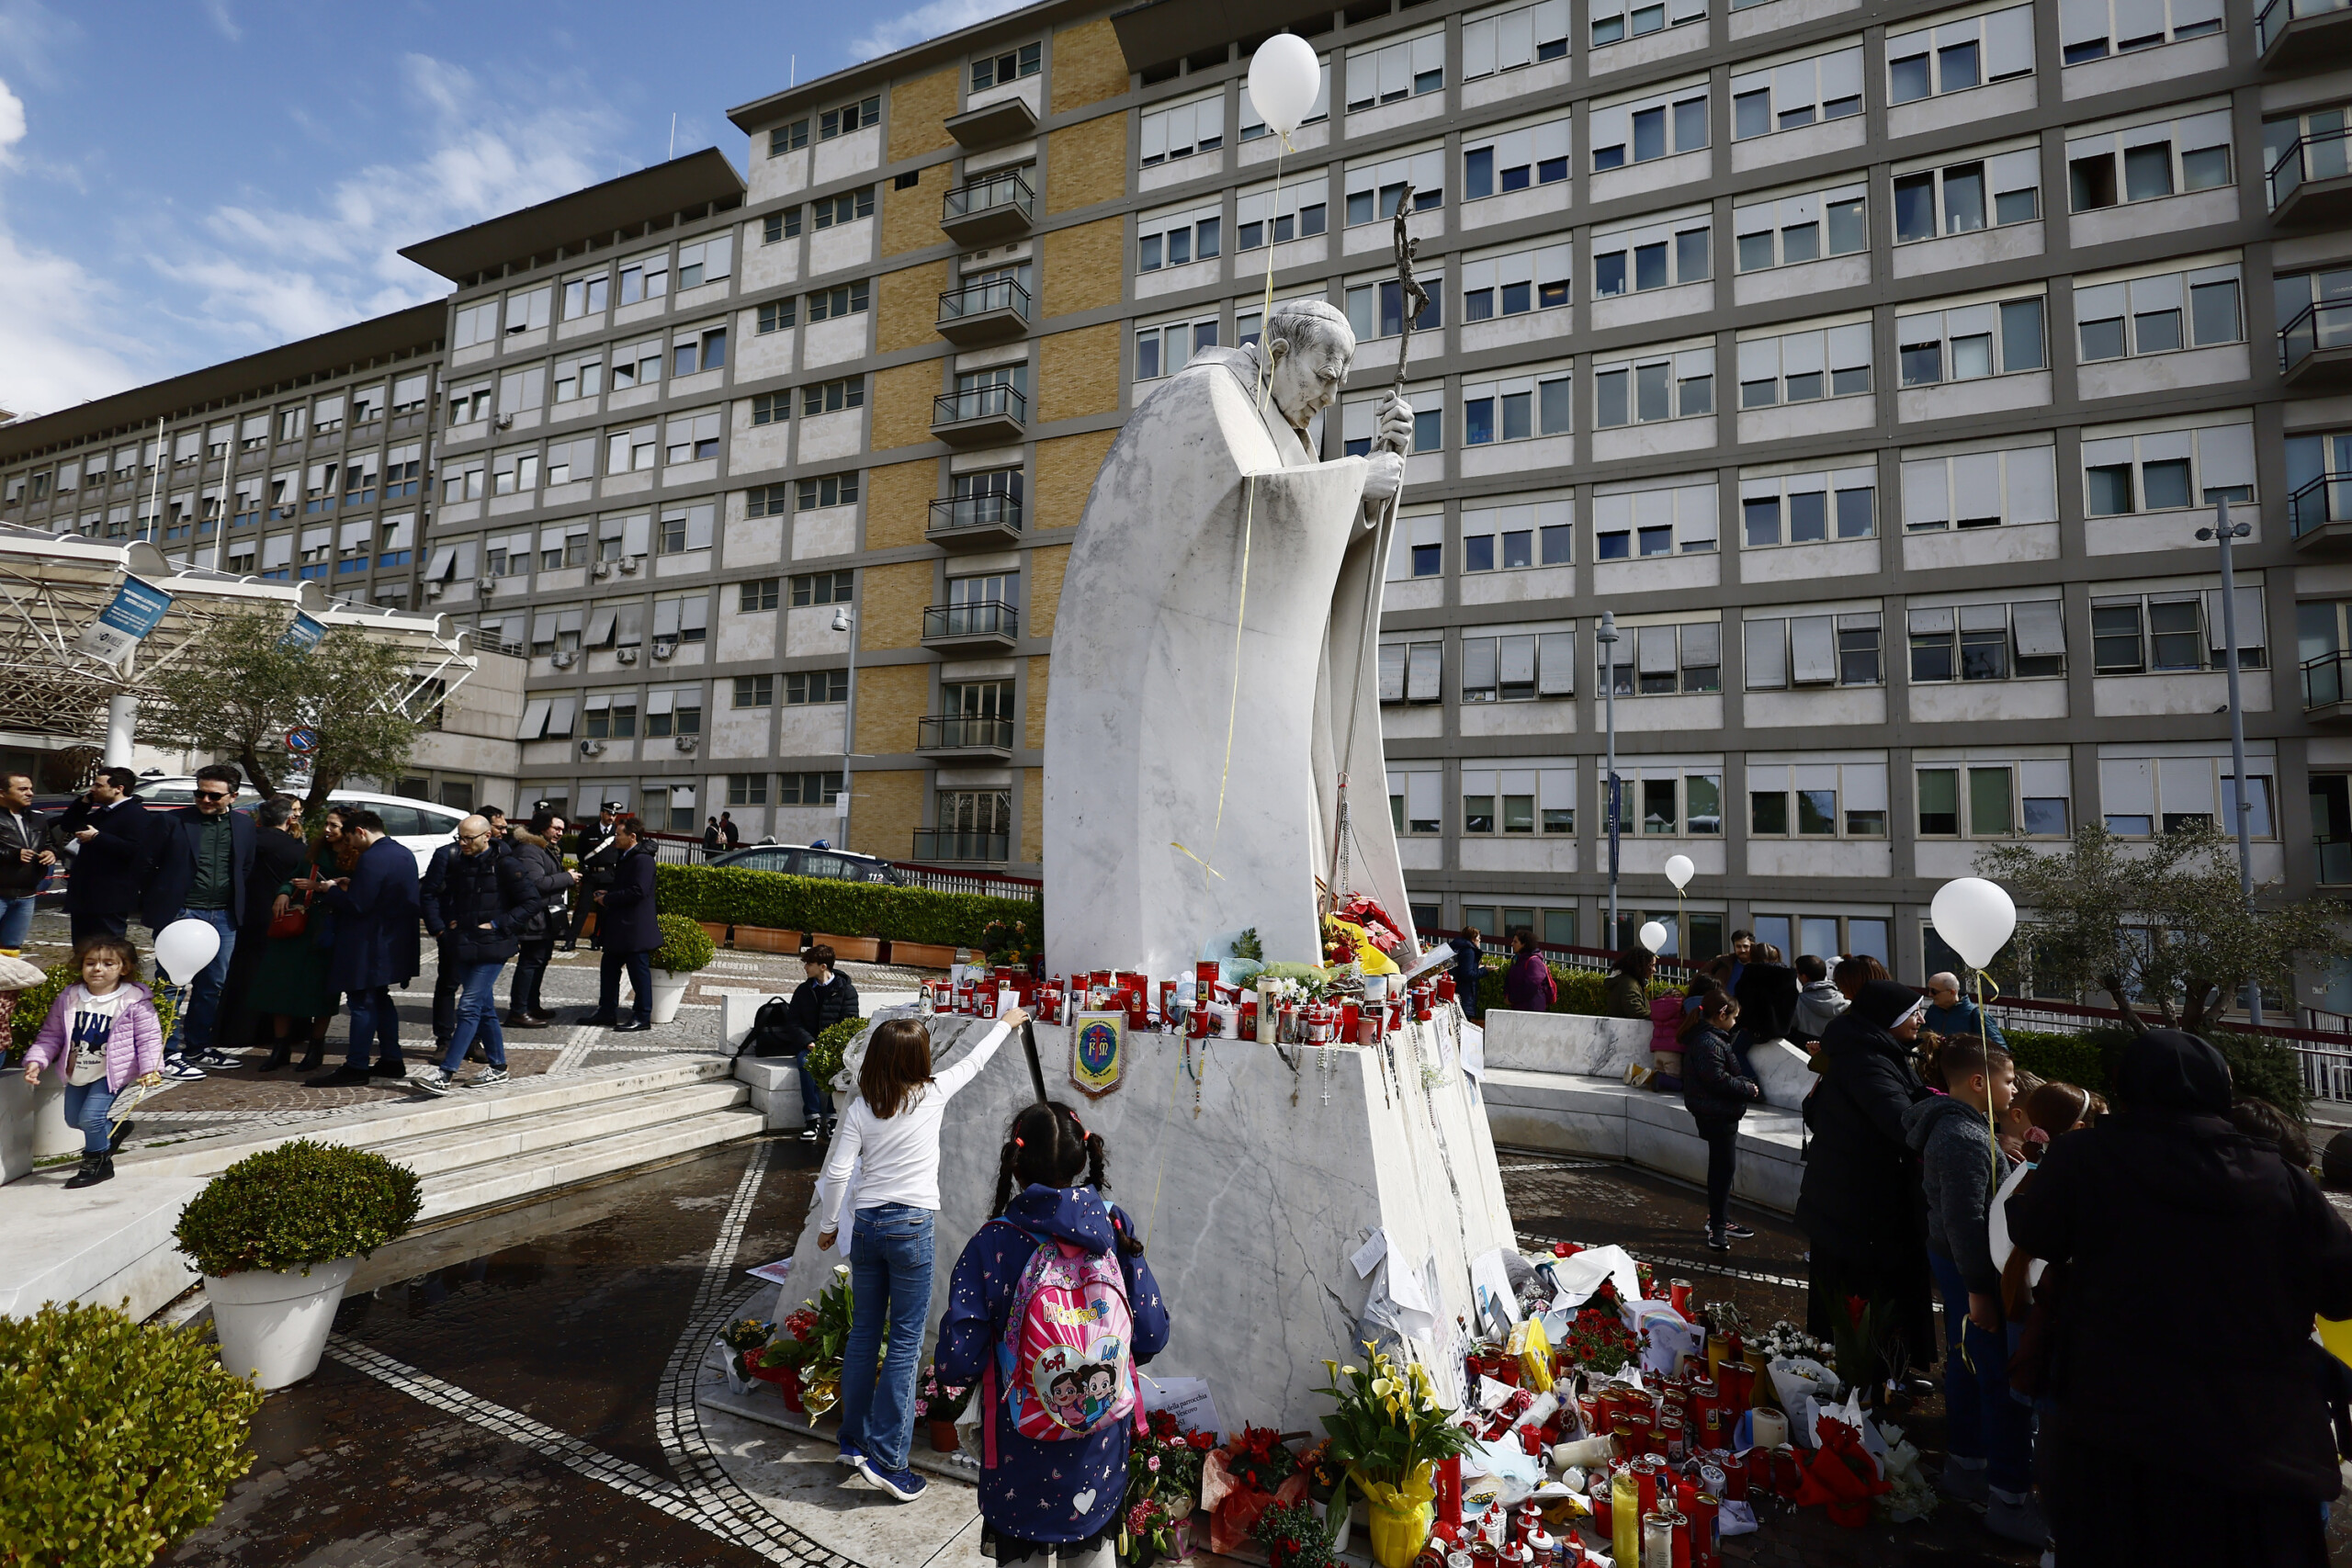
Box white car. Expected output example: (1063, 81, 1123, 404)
(132, 778, 468, 875)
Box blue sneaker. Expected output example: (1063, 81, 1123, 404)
(835, 1443, 864, 1469)
(857, 1458, 927, 1502)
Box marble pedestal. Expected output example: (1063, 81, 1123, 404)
(781, 1012, 1514, 1431)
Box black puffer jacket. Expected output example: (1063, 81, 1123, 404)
(1796, 980, 1932, 1266)
(785, 969, 860, 1048)
(503, 829, 574, 940)
(431, 847, 538, 965)
(1681, 1024, 1760, 1122)
(1734, 961, 1799, 1042)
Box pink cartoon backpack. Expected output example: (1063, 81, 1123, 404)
(986, 1227, 1138, 1451)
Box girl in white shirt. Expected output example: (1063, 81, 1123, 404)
(814, 1007, 1022, 1503)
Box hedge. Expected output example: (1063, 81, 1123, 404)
(1478, 958, 1677, 1020)
(1996, 1024, 2309, 1120)
(651, 863, 1041, 949)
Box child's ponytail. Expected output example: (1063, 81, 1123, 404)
(991, 1101, 1121, 1219)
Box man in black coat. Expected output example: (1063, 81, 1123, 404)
(565, 802, 623, 952)
(142, 763, 258, 1078)
(309, 809, 421, 1086)
(1448, 933, 1486, 1021)
(51, 766, 150, 945)
(0, 771, 54, 957)
(214, 796, 312, 1061)
(415, 816, 539, 1096)
(419, 831, 474, 1057)
(783, 942, 860, 1141)
(583, 816, 659, 1031)
(2009, 1031, 2352, 1567)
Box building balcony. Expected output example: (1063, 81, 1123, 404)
(940, 170, 1035, 245)
(910, 829, 1012, 863)
(2268, 133, 2352, 228)
(2281, 301, 2352, 389)
(932, 384, 1027, 446)
(2303, 650, 2352, 720)
(921, 600, 1020, 653)
(2291, 474, 2352, 550)
(936, 278, 1032, 346)
(944, 96, 1038, 152)
(915, 715, 1016, 759)
(2259, 0, 2352, 66)
(927, 493, 1024, 550)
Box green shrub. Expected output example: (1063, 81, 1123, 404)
(0, 1300, 265, 1566)
(652, 912, 717, 975)
(2002, 1024, 2309, 1120)
(2209, 1029, 2311, 1121)
(651, 863, 1039, 947)
(1480, 957, 1677, 1019)
(175, 1139, 423, 1279)
(808, 1018, 863, 1087)
(2003, 1029, 2112, 1094)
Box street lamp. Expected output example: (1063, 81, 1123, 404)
(2196, 495, 2262, 1026)
(1598, 610, 1621, 950)
(831, 604, 857, 852)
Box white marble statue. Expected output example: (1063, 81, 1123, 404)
(1044, 299, 1421, 978)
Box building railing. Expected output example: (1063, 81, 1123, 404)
(938, 277, 1032, 324)
(916, 714, 1016, 750)
(2280, 299, 2352, 373)
(2304, 649, 2352, 708)
(910, 829, 1012, 863)
(942, 169, 1035, 226)
(2269, 128, 2352, 210)
(933, 384, 1027, 428)
(927, 493, 1023, 536)
(2290, 472, 2352, 537)
(2258, 0, 2351, 50)
(922, 601, 1019, 639)
(887, 859, 1040, 896)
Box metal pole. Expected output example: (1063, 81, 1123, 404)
(1600, 610, 1620, 949)
(2210, 496, 2262, 1026)
(835, 607, 857, 853)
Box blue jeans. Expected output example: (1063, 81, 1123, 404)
(161, 908, 237, 1058)
(62, 1079, 118, 1154)
(439, 960, 508, 1074)
(797, 1053, 833, 1123)
(839, 1202, 935, 1473)
(0, 893, 35, 951)
(1929, 1249, 2033, 1495)
(345, 987, 404, 1071)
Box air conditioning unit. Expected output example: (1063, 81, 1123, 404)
(550, 649, 578, 669)
(579, 739, 605, 756)
(616, 647, 639, 664)
(618, 557, 641, 574)
(476, 577, 497, 595)
(650, 640, 676, 661)
(423, 580, 444, 599)
(593, 560, 613, 579)
(496, 414, 514, 430)
(673, 734, 700, 753)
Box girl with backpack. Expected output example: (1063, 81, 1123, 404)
(814, 1008, 1022, 1502)
(935, 1100, 1170, 1567)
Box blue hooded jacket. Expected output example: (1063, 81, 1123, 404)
(936, 1184, 1170, 1547)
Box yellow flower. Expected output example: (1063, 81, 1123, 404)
(1341, 1364, 1360, 1377)
(1371, 1377, 1395, 1397)
(1322, 1359, 1340, 1380)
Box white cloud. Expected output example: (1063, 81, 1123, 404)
(202, 0, 239, 42)
(0, 76, 25, 164)
(851, 0, 1034, 63)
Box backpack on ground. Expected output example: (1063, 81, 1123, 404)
(741, 995, 796, 1058)
(992, 1229, 1138, 1442)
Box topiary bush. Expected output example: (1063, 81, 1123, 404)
(175, 1139, 423, 1279)
(807, 1017, 863, 1089)
(652, 912, 717, 975)
(0, 1300, 265, 1565)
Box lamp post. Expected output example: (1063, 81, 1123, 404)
(1598, 610, 1621, 950)
(831, 604, 857, 853)
(2196, 496, 2262, 1026)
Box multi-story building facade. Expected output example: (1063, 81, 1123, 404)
(8, 0, 2352, 996)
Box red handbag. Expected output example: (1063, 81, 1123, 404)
(267, 888, 310, 941)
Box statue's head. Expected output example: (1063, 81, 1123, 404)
(1262, 299, 1355, 429)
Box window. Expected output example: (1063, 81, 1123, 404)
(2091, 587, 2266, 673)
(653, 592, 709, 645)
(791, 569, 855, 606)
(1139, 91, 1223, 168)
(1745, 610, 1884, 687)
(1615, 768, 1724, 834)
(1379, 638, 1445, 703)
(1385, 512, 1445, 581)
(1345, 270, 1443, 340)
(310, 398, 344, 437)
(1732, 46, 1865, 140)
(972, 40, 1041, 90)
(530, 606, 584, 656)
(1749, 760, 1890, 837)
(1236, 175, 1329, 250)
(1893, 148, 2040, 242)
(1918, 759, 2073, 837)
(1908, 599, 2068, 682)
(2099, 752, 2273, 838)
(802, 377, 865, 415)
(806, 281, 869, 323)
(1736, 320, 1871, 409)
(453, 302, 497, 349)
(1462, 368, 1572, 446)
(447, 382, 492, 424)
(1601, 621, 1722, 694)
(676, 236, 731, 289)
(1135, 315, 1219, 379)
(798, 472, 860, 509)
(1461, 765, 1577, 833)
(778, 772, 841, 804)
(1343, 386, 1443, 455)
(1461, 243, 1570, 321)
(537, 525, 590, 570)
(813, 187, 876, 228)
(583, 693, 638, 739)
(762, 208, 803, 244)
(1344, 148, 1446, 227)
(609, 338, 663, 393)
(1593, 211, 1711, 298)
(1136, 202, 1220, 272)
(1462, 0, 1572, 75)
(1344, 28, 1445, 112)
(1593, 344, 1713, 426)
(659, 501, 717, 553)
(553, 354, 604, 402)
(734, 674, 775, 708)
(618, 251, 671, 305)
(727, 773, 769, 807)
(769, 119, 809, 156)
(2061, 0, 2222, 63)
(602, 424, 653, 474)
(2067, 108, 2233, 211)
(1735, 183, 1867, 274)
(1461, 629, 1576, 700)
(491, 447, 539, 496)
(2081, 422, 2255, 515)
(441, 459, 484, 504)
(757, 299, 798, 335)
(2075, 262, 2242, 360)
(1590, 0, 1705, 46)
(673, 323, 728, 377)
(1886, 5, 2034, 104)
(1742, 466, 1877, 547)
(1901, 442, 2059, 530)
(1460, 500, 1572, 573)
(752, 392, 790, 426)
(1388, 769, 1444, 835)
(503, 287, 551, 339)
(747, 482, 792, 518)
(820, 96, 879, 139)
(1895, 294, 2046, 387)
(739, 578, 781, 611)
(933, 790, 1012, 858)
(664, 411, 721, 464)
(1590, 84, 1708, 171)
(1463, 118, 1570, 200)
(780, 670, 847, 705)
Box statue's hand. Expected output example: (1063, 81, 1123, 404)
(1362, 449, 1407, 503)
(1374, 392, 1415, 454)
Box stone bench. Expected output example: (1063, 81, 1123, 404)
(1480, 1068, 1806, 1214)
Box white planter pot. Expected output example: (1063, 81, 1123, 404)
(1311, 1496, 1352, 1556)
(0, 1075, 86, 1183)
(648, 969, 692, 1025)
(205, 1257, 357, 1390)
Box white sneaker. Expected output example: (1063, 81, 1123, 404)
(469, 1067, 509, 1088)
(162, 1057, 207, 1082)
(413, 1069, 458, 1097)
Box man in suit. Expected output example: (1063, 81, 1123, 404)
(51, 766, 149, 945)
(564, 802, 623, 952)
(141, 763, 257, 1080)
(0, 772, 54, 957)
(309, 807, 422, 1087)
(214, 796, 312, 1062)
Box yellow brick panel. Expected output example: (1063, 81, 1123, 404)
(1034, 431, 1114, 535)
(1021, 766, 1044, 863)
(1024, 655, 1051, 750)
(861, 560, 933, 651)
(876, 260, 947, 354)
(849, 766, 927, 863)
(1046, 116, 1127, 214)
(854, 663, 933, 757)
(870, 361, 941, 453)
(865, 458, 937, 550)
(1039, 322, 1122, 423)
(889, 69, 958, 163)
(1025, 543, 1070, 638)
(1041, 219, 1125, 318)
(1050, 18, 1128, 114)
(881, 164, 947, 259)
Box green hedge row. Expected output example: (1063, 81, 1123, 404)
(1477, 959, 1675, 1020)
(650, 863, 1040, 948)
(2007, 1023, 2310, 1119)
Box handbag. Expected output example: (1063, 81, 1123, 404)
(268, 887, 310, 941)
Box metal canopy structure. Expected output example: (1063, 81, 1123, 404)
(0, 525, 478, 745)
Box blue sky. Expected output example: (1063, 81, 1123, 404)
(0, 0, 1027, 421)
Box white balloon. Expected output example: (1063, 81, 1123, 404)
(1930, 876, 2017, 970)
(1247, 33, 1322, 139)
(1664, 853, 1695, 891)
(1638, 919, 1669, 954)
(153, 917, 222, 983)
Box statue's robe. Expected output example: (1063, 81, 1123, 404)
(1043, 344, 1419, 977)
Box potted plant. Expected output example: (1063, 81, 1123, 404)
(0, 1301, 266, 1561)
(917, 1362, 974, 1451)
(1123, 1409, 1213, 1565)
(646, 913, 716, 1025)
(173, 1139, 422, 1389)
(718, 1317, 772, 1395)
(806, 1018, 861, 1100)
(1252, 1499, 1340, 1568)
(1314, 1347, 1474, 1568)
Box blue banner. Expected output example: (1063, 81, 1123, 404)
(74, 573, 173, 663)
(279, 612, 327, 651)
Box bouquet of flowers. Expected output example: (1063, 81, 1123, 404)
(1251, 1500, 1338, 1568)
(1558, 1305, 1639, 1376)
(1334, 894, 1409, 958)
(753, 1265, 861, 1416)
(979, 918, 1036, 968)
(1221, 1426, 1298, 1495)
(1753, 1318, 1830, 1362)
(916, 1362, 974, 1424)
(1122, 1495, 1188, 1567)
(1129, 1408, 1212, 1506)
(1315, 1346, 1474, 1567)
(1255, 963, 1336, 1000)
(720, 1317, 773, 1382)
(1202, 1427, 1306, 1556)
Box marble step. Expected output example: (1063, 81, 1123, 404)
(415, 1105, 765, 1221)
(362, 1078, 752, 1181)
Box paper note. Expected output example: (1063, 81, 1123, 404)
(1478, 1374, 1516, 1411)
(1469, 1247, 1522, 1333)
(1351, 1228, 1389, 1278)
(745, 1257, 796, 1286)
(1139, 1375, 1225, 1443)
(1541, 1245, 1644, 1316)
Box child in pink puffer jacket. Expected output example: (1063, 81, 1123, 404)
(22, 935, 164, 1189)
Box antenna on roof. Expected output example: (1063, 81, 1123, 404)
(669, 113, 677, 160)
